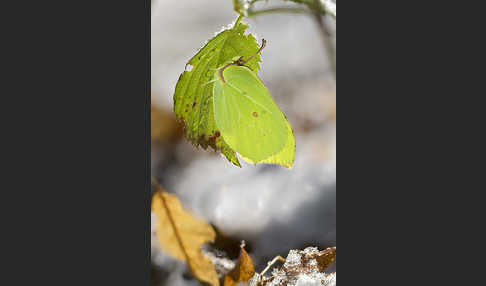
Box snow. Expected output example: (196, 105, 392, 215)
(322, 273, 336, 286)
(303, 247, 320, 256)
(295, 272, 336, 286)
(284, 250, 302, 268)
(249, 248, 336, 286)
(295, 274, 325, 286)
(248, 273, 260, 286)
(308, 259, 318, 267)
(165, 126, 336, 272)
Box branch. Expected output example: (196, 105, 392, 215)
(319, 0, 336, 18)
(248, 7, 309, 17)
(310, 0, 336, 80)
(235, 0, 336, 18)
(286, 0, 336, 18)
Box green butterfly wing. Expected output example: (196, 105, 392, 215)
(241, 119, 295, 168)
(213, 65, 290, 163)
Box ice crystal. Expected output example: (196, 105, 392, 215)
(259, 247, 336, 286)
(284, 250, 302, 268)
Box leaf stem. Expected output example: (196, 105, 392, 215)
(234, 14, 244, 28)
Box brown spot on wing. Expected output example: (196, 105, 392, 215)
(252, 112, 258, 117)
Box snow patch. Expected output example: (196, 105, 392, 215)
(284, 250, 302, 268)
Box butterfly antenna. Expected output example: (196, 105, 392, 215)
(239, 39, 267, 66)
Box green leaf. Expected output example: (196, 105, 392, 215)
(173, 17, 262, 167)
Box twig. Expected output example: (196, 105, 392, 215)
(310, 0, 336, 80)
(258, 255, 286, 284)
(248, 6, 308, 17)
(238, 0, 335, 17)
(287, 0, 335, 18)
(318, 0, 336, 18)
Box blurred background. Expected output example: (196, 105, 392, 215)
(151, 0, 335, 285)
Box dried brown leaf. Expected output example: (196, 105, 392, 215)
(152, 186, 219, 286)
(259, 247, 337, 286)
(224, 246, 255, 286)
(314, 247, 336, 272)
